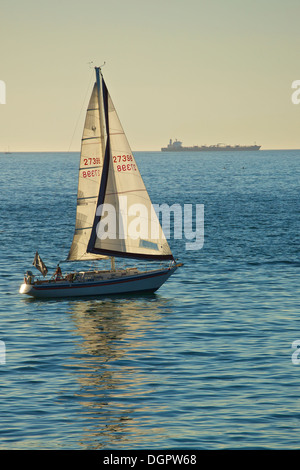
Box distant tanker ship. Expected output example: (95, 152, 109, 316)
(161, 139, 261, 152)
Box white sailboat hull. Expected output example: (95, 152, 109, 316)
(19, 266, 177, 299)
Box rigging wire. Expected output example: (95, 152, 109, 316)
(67, 65, 95, 152)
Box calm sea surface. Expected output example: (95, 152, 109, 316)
(0, 149, 299, 449)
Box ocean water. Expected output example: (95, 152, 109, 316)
(0, 149, 300, 450)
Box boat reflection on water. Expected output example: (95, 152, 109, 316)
(63, 294, 173, 449)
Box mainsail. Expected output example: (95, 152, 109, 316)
(68, 67, 173, 262)
(67, 82, 107, 261)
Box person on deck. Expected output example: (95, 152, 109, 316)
(54, 264, 62, 280)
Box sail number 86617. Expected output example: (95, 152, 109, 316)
(116, 164, 137, 172)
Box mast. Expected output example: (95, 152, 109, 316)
(95, 66, 116, 271)
(95, 66, 106, 158)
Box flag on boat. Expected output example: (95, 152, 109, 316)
(32, 251, 48, 277)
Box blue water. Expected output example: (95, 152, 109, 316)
(0, 149, 300, 449)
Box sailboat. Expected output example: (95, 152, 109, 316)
(19, 66, 181, 298)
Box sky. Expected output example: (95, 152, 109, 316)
(1, 0, 300, 151)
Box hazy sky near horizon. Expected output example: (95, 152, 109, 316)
(1, 0, 300, 151)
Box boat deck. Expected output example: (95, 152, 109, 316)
(34, 268, 140, 286)
(19, 265, 177, 298)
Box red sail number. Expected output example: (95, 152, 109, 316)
(113, 154, 133, 163)
(82, 169, 101, 178)
(83, 157, 101, 165)
(116, 164, 137, 172)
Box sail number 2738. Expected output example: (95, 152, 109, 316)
(113, 154, 137, 172)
